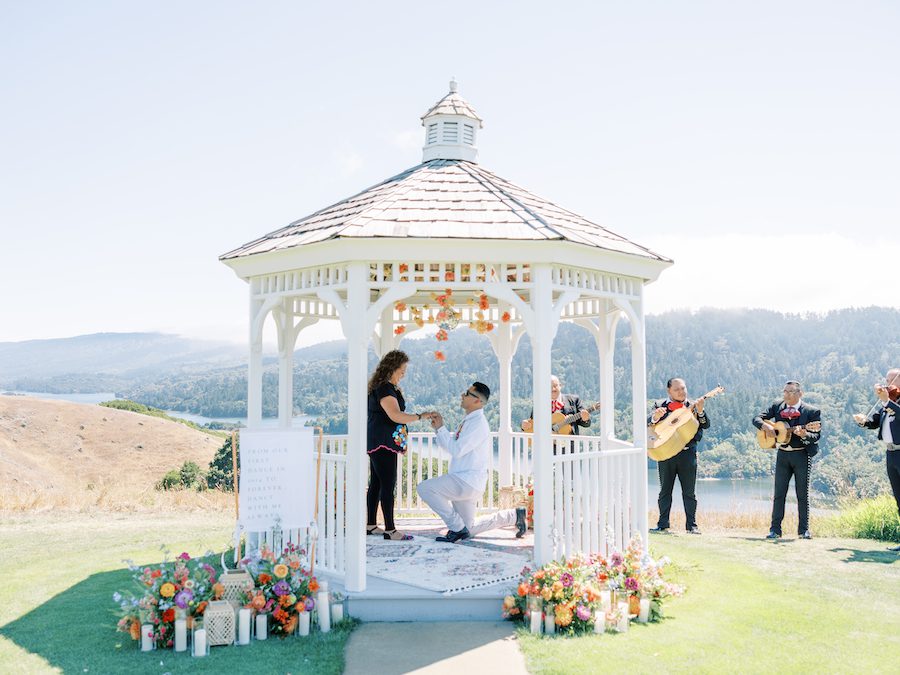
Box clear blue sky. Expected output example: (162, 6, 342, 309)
(2, 1, 898, 345)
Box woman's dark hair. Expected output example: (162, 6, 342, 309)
(367, 350, 410, 395)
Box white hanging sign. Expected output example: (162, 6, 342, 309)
(238, 428, 315, 531)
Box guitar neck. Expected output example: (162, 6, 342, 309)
(559, 402, 601, 425)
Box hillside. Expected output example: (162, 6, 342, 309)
(0, 396, 222, 509)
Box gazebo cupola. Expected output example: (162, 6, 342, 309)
(421, 79, 483, 162)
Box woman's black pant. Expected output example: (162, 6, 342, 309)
(367, 448, 399, 531)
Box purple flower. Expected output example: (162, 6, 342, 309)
(560, 573, 573, 588)
(272, 580, 290, 596)
(304, 597, 315, 611)
(178, 552, 191, 561)
(174, 590, 193, 609)
(576, 605, 591, 621)
(611, 553, 623, 567)
(625, 577, 639, 591)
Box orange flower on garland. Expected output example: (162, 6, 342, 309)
(434, 351, 446, 362)
(394, 302, 407, 312)
(394, 325, 406, 336)
(478, 294, 489, 311)
(436, 329, 448, 341)
(444, 271, 455, 281)
(501, 311, 511, 323)
(399, 263, 408, 274)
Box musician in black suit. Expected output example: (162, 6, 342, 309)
(854, 368, 900, 552)
(520, 375, 592, 435)
(753, 380, 821, 540)
(649, 378, 709, 534)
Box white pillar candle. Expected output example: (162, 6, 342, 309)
(238, 608, 252, 645)
(331, 603, 344, 623)
(256, 613, 268, 640)
(174, 619, 187, 652)
(140, 624, 153, 652)
(317, 591, 331, 633)
(193, 628, 207, 656)
(544, 612, 556, 635)
(530, 610, 542, 634)
(616, 602, 629, 632)
(593, 609, 605, 634)
(297, 610, 310, 636)
(638, 598, 651, 623)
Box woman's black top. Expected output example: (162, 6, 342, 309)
(367, 382, 408, 454)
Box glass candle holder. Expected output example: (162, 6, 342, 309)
(296, 610, 311, 636)
(173, 609, 188, 653)
(191, 619, 209, 657)
(543, 606, 556, 635)
(526, 595, 543, 634)
(255, 612, 269, 641)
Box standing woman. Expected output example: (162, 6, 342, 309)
(367, 350, 426, 540)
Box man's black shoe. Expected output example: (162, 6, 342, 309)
(888, 544, 900, 552)
(687, 526, 701, 535)
(436, 527, 470, 543)
(800, 531, 812, 540)
(649, 526, 669, 533)
(515, 508, 527, 539)
(765, 531, 781, 540)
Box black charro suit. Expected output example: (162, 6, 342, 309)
(860, 398, 900, 519)
(648, 399, 710, 531)
(753, 401, 821, 536)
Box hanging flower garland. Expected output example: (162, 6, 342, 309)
(395, 289, 511, 361)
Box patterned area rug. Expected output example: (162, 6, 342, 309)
(366, 536, 529, 595)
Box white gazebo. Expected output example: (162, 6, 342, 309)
(221, 81, 672, 592)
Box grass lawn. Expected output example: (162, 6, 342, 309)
(0, 511, 353, 674)
(518, 531, 900, 674)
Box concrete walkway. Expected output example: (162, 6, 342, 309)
(343, 621, 527, 675)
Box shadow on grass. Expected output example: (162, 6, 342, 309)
(0, 556, 352, 674)
(828, 547, 900, 565)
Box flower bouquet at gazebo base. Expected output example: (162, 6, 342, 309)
(240, 543, 318, 637)
(114, 552, 219, 649)
(502, 534, 684, 634)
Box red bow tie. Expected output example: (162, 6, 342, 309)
(780, 407, 800, 420)
(552, 400, 565, 413)
(667, 401, 684, 411)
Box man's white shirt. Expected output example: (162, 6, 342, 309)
(435, 408, 491, 490)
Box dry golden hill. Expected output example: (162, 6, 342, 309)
(0, 396, 227, 511)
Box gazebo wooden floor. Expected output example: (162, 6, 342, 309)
(323, 518, 532, 622)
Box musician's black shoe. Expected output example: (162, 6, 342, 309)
(515, 508, 527, 539)
(799, 531, 812, 540)
(436, 527, 470, 543)
(765, 531, 781, 540)
(687, 526, 701, 535)
(649, 526, 669, 533)
(888, 544, 900, 552)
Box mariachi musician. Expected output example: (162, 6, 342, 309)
(520, 375, 592, 435)
(649, 378, 709, 534)
(854, 368, 900, 552)
(754, 380, 820, 540)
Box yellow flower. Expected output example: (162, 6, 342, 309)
(159, 582, 176, 598)
(273, 564, 289, 579)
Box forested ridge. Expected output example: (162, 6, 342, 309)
(125, 307, 900, 498)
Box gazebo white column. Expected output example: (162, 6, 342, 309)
(530, 265, 554, 565)
(628, 295, 650, 542)
(492, 302, 514, 486)
(343, 263, 370, 591)
(247, 297, 265, 427)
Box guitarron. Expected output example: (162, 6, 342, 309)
(647, 386, 725, 461)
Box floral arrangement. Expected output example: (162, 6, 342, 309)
(502, 534, 684, 634)
(114, 551, 218, 648)
(394, 289, 511, 361)
(240, 543, 318, 637)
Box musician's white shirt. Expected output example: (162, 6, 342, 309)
(882, 402, 894, 444)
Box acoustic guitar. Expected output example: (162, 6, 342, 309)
(757, 420, 821, 450)
(523, 401, 602, 435)
(647, 386, 725, 461)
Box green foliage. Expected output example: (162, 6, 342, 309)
(829, 495, 900, 541)
(156, 461, 206, 491)
(157, 469, 181, 491)
(99, 399, 225, 437)
(206, 436, 238, 491)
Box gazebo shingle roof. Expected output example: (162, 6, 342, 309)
(421, 90, 483, 124)
(221, 159, 669, 262)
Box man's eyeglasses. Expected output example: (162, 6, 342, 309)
(462, 390, 483, 401)
(783, 389, 800, 394)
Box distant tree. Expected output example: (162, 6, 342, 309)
(207, 436, 238, 491)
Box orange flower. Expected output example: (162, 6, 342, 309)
(485, 322, 494, 332)
(129, 619, 141, 641)
(258, 573, 272, 585)
(162, 608, 175, 623)
(434, 351, 445, 362)
(279, 595, 293, 607)
(251, 593, 266, 611)
(272, 607, 287, 623)
(273, 564, 289, 579)
(435, 329, 448, 341)
(399, 263, 409, 273)
(501, 311, 511, 323)
(478, 294, 489, 310)
(151, 569, 162, 579)
(285, 615, 298, 634)
(213, 582, 225, 599)
(195, 601, 208, 615)
(394, 325, 406, 335)
(289, 560, 300, 570)
(308, 578, 319, 593)
(517, 583, 529, 597)
(444, 271, 455, 282)
(395, 302, 407, 312)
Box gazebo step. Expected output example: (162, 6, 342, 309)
(347, 591, 506, 622)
